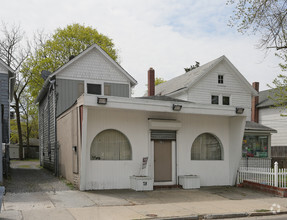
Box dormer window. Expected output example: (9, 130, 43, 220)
(87, 83, 101, 95)
(218, 75, 224, 84)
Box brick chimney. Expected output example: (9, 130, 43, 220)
(148, 67, 155, 96)
(251, 82, 259, 123)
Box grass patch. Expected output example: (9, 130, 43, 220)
(66, 182, 75, 190)
(255, 209, 270, 213)
(24, 159, 40, 162)
(11, 159, 40, 162)
(60, 178, 75, 190)
(18, 165, 31, 168)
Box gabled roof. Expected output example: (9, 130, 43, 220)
(155, 55, 258, 96)
(0, 58, 15, 102)
(50, 43, 137, 86)
(0, 58, 15, 73)
(257, 89, 274, 108)
(257, 88, 287, 108)
(245, 121, 277, 133)
(36, 43, 137, 103)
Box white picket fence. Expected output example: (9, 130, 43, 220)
(237, 162, 287, 188)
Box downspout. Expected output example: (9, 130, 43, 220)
(0, 106, 2, 183)
(6, 74, 16, 175)
(8, 74, 16, 146)
(46, 79, 56, 172)
(47, 85, 51, 160)
(53, 81, 58, 177)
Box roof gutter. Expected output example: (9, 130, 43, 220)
(245, 129, 277, 134)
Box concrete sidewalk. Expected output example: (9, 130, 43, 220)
(1, 187, 287, 219)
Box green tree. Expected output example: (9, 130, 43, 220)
(0, 22, 31, 159)
(269, 57, 287, 115)
(228, 0, 287, 113)
(25, 23, 119, 99)
(19, 87, 39, 148)
(184, 61, 200, 73)
(10, 92, 38, 147)
(155, 77, 166, 85)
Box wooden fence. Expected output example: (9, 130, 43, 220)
(237, 162, 287, 188)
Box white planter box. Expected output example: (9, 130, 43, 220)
(179, 175, 200, 189)
(130, 176, 153, 191)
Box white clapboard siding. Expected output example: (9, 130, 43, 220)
(259, 107, 287, 146)
(181, 62, 252, 120)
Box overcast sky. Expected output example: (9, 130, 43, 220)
(1, 0, 282, 96)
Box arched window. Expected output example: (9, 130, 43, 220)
(90, 129, 132, 160)
(191, 133, 223, 160)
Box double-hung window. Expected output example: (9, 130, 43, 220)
(218, 75, 224, 84)
(223, 96, 230, 105)
(211, 95, 219, 104)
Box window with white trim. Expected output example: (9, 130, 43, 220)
(87, 83, 101, 95)
(218, 75, 224, 84)
(222, 96, 230, 105)
(191, 133, 223, 160)
(211, 95, 219, 104)
(90, 129, 132, 160)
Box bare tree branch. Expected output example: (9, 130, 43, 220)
(0, 22, 31, 160)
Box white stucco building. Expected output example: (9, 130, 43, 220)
(36, 44, 257, 190)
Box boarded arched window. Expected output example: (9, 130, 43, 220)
(90, 129, 132, 160)
(191, 133, 223, 160)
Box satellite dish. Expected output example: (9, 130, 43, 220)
(41, 70, 51, 80)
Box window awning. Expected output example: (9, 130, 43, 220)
(148, 119, 182, 131)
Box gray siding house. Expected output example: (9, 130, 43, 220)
(37, 46, 256, 190)
(36, 44, 137, 174)
(0, 58, 15, 181)
(250, 84, 287, 167)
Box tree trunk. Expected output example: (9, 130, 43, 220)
(26, 115, 30, 159)
(14, 92, 23, 160)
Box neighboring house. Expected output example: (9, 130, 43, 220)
(155, 59, 276, 166)
(256, 86, 287, 147)
(36, 46, 257, 190)
(36, 44, 137, 175)
(236, 82, 278, 168)
(9, 138, 39, 159)
(240, 120, 276, 168)
(0, 58, 15, 181)
(251, 84, 287, 167)
(155, 56, 255, 121)
(23, 138, 39, 159)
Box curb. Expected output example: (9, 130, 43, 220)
(148, 211, 287, 219)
